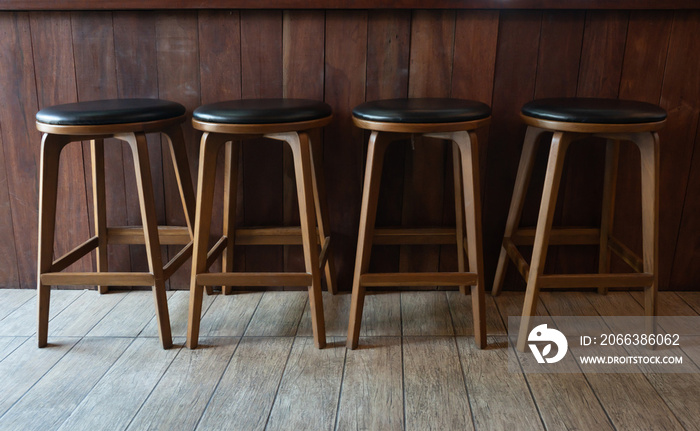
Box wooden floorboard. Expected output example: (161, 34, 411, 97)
(0, 289, 696, 431)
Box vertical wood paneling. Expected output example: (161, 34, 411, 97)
(71, 11, 131, 273)
(282, 10, 325, 278)
(482, 11, 541, 286)
(30, 12, 93, 277)
(401, 10, 455, 286)
(0, 13, 28, 289)
(663, 11, 700, 290)
(366, 10, 411, 275)
(240, 11, 284, 282)
(324, 11, 367, 292)
(613, 11, 673, 274)
(155, 11, 201, 288)
(113, 11, 165, 273)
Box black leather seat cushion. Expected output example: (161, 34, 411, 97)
(193, 99, 332, 124)
(522, 98, 667, 124)
(36, 98, 186, 126)
(352, 98, 491, 123)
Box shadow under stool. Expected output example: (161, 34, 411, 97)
(186, 99, 336, 349)
(346, 98, 491, 350)
(490, 97, 667, 351)
(36, 98, 197, 349)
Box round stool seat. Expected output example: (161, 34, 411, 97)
(352, 98, 491, 124)
(193, 99, 332, 124)
(522, 98, 667, 125)
(36, 98, 186, 126)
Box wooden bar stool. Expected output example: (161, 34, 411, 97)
(491, 97, 666, 351)
(186, 98, 336, 349)
(347, 98, 490, 350)
(36, 98, 197, 349)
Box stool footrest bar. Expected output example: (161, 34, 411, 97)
(503, 238, 530, 281)
(50, 236, 99, 273)
(41, 272, 155, 286)
(206, 236, 229, 270)
(319, 237, 331, 270)
(196, 272, 313, 287)
(107, 226, 191, 245)
(372, 228, 457, 245)
(511, 227, 600, 246)
(608, 236, 644, 273)
(360, 272, 478, 287)
(537, 273, 654, 288)
(163, 242, 193, 280)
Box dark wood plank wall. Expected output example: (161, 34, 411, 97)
(0, 9, 699, 291)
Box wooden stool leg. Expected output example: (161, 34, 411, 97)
(288, 131, 326, 349)
(91, 138, 109, 294)
(452, 142, 467, 295)
(309, 129, 337, 295)
(492, 127, 546, 296)
(516, 132, 572, 352)
(222, 140, 240, 296)
(598, 139, 620, 295)
(637, 132, 659, 321)
(37, 134, 69, 347)
(454, 131, 486, 349)
(123, 132, 172, 349)
(187, 132, 227, 349)
(347, 131, 390, 350)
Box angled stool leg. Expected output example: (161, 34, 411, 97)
(287, 131, 326, 349)
(452, 142, 467, 295)
(637, 132, 659, 321)
(187, 133, 227, 349)
(492, 127, 546, 296)
(37, 134, 69, 347)
(124, 132, 172, 349)
(516, 132, 572, 352)
(598, 139, 620, 295)
(309, 129, 337, 295)
(222, 140, 240, 296)
(347, 131, 390, 350)
(454, 131, 486, 349)
(91, 138, 109, 294)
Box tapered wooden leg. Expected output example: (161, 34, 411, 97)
(347, 131, 390, 350)
(123, 132, 172, 349)
(493, 127, 546, 296)
(309, 128, 337, 295)
(454, 131, 486, 349)
(637, 132, 659, 325)
(37, 134, 69, 347)
(91, 138, 108, 294)
(163, 125, 212, 296)
(187, 133, 227, 349)
(598, 140, 620, 295)
(285, 131, 325, 349)
(452, 142, 467, 295)
(222, 140, 240, 296)
(517, 132, 572, 352)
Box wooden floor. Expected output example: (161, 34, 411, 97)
(0, 288, 699, 430)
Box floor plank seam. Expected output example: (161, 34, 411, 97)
(261, 335, 297, 431)
(399, 292, 407, 431)
(0, 333, 84, 422)
(331, 344, 348, 431)
(0, 337, 29, 364)
(447, 291, 478, 431)
(192, 337, 243, 431)
(122, 342, 185, 431)
(492, 294, 548, 431)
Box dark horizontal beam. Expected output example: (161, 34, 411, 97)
(0, 0, 697, 10)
